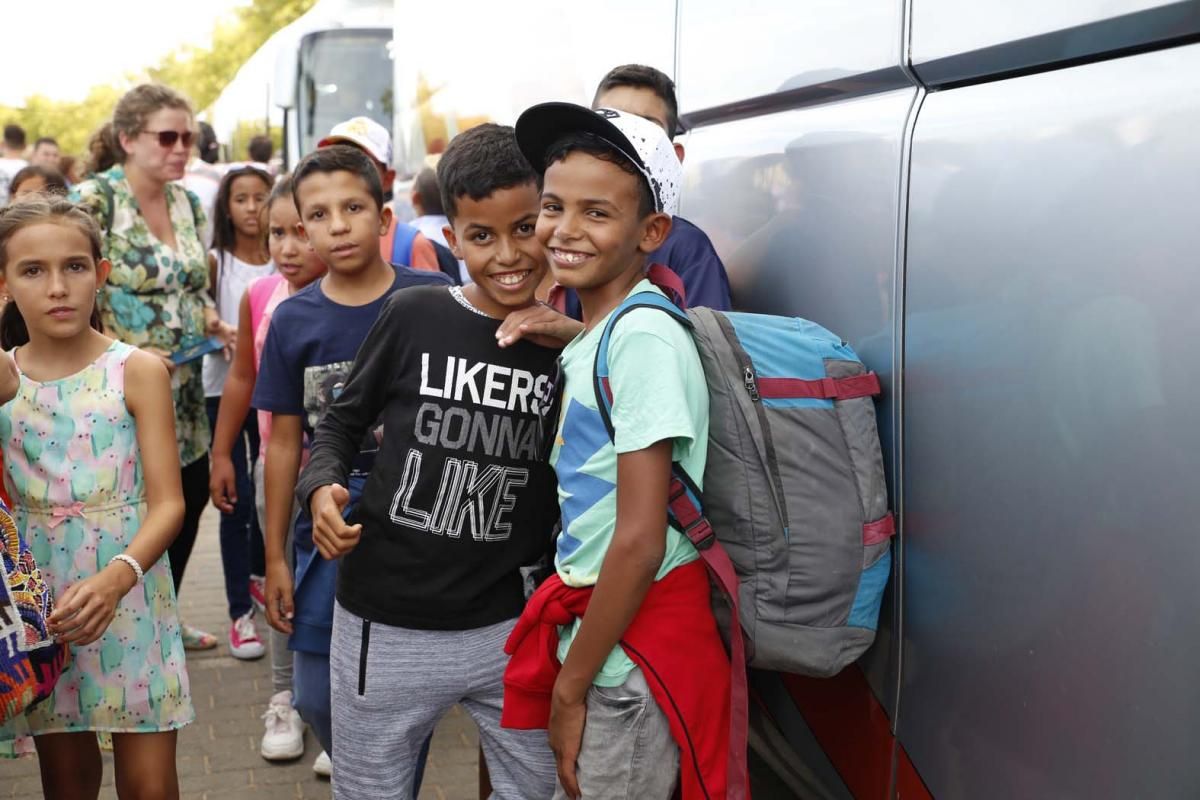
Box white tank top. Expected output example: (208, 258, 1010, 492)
(203, 250, 275, 397)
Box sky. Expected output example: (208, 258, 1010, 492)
(1, 0, 249, 106)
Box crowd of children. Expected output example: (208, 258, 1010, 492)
(0, 62, 741, 800)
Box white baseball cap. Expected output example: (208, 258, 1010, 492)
(515, 102, 681, 216)
(318, 117, 392, 166)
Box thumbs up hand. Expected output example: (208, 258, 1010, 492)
(311, 483, 363, 560)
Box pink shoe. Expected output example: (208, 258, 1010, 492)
(230, 611, 266, 660)
(249, 575, 267, 612)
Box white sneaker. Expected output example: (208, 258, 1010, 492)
(260, 690, 305, 761)
(312, 749, 332, 778)
(229, 611, 266, 660)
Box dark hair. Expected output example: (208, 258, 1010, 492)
(211, 165, 272, 257)
(544, 132, 655, 219)
(86, 122, 119, 175)
(58, 155, 78, 182)
(594, 64, 680, 138)
(33, 137, 58, 151)
(197, 122, 219, 164)
(247, 135, 273, 164)
(9, 165, 69, 198)
(0, 197, 105, 348)
(437, 124, 536, 222)
(291, 145, 383, 214)
(3, 124, 25, 151)
(413, 167, 443, 216)
(268, 174, 295, 214)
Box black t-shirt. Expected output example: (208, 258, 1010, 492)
(296, 286, 559, 630)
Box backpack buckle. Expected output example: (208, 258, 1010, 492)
(684, 518, 716, 550)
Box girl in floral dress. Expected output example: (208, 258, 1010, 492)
(0, 197, 192, 796)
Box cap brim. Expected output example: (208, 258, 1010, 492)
(515, 102, 645, 175)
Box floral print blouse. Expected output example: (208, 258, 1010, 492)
(70, 166, 213, 467)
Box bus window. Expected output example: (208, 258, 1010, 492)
(298, 28, 394, 157)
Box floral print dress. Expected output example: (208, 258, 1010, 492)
(70, 167, 213, 467)
(0, 340, 193, 754)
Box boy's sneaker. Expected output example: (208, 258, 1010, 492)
(181, 623, 217, 651)
(229, 611, 266, 660)
(312, 750, 332, 778)
(260, 690, 305, 761)
(249, 575, 267, 612)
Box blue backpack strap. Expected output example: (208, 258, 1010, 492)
(389, 222, 420, 266)
(593, 291, 690, 439)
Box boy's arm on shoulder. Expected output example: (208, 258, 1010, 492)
(555, 440, 674, 696)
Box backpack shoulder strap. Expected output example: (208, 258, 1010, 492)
(589, 290, 750, 798)
(389, 222, 420, 266)
(592, 291, 689, 440)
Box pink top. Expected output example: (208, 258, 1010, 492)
(248, 274, 290, 451)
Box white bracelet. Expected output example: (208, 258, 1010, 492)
(109, 554, 144, 584)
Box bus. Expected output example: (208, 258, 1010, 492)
(392, 1, 1200, 797)
(207, 0, 392, 169)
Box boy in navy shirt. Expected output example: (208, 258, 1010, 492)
(253, 145, 450, 760)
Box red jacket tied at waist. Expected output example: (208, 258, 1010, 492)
(502, 560, 741, 799)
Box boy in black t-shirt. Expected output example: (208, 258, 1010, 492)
(296, 125, 559, 799)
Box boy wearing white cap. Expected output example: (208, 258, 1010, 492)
(318, 117, 442, 273)
(502, 104, 738, 800)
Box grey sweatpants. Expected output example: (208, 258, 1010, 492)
(330, 602, 556, 800)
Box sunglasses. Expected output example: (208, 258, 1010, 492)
(142, 129, 195, 148)
(535, 357, 565, 463)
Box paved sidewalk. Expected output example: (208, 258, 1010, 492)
(1, 509, 481, 800)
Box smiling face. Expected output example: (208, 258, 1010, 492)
(119, 107, 193, 183)
(294, 169, 390, 276)
(0, 222, 110, 342)
(267, 197, 326, 289)
(537, 150, 663, 293)
(228, 174, 270, 239)
(445, 182, 546, 318)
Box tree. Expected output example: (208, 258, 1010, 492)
(0, 0, 316, 158)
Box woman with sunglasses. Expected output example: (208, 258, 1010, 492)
(71, 83, 233, 651)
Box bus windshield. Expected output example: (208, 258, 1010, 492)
(297, 28, 393, 157)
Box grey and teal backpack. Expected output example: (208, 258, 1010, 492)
(594, 291, 894, 678)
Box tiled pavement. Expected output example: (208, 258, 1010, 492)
(0, 509, 482, 800)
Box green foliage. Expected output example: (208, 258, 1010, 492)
(0, 0, 316, 157)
